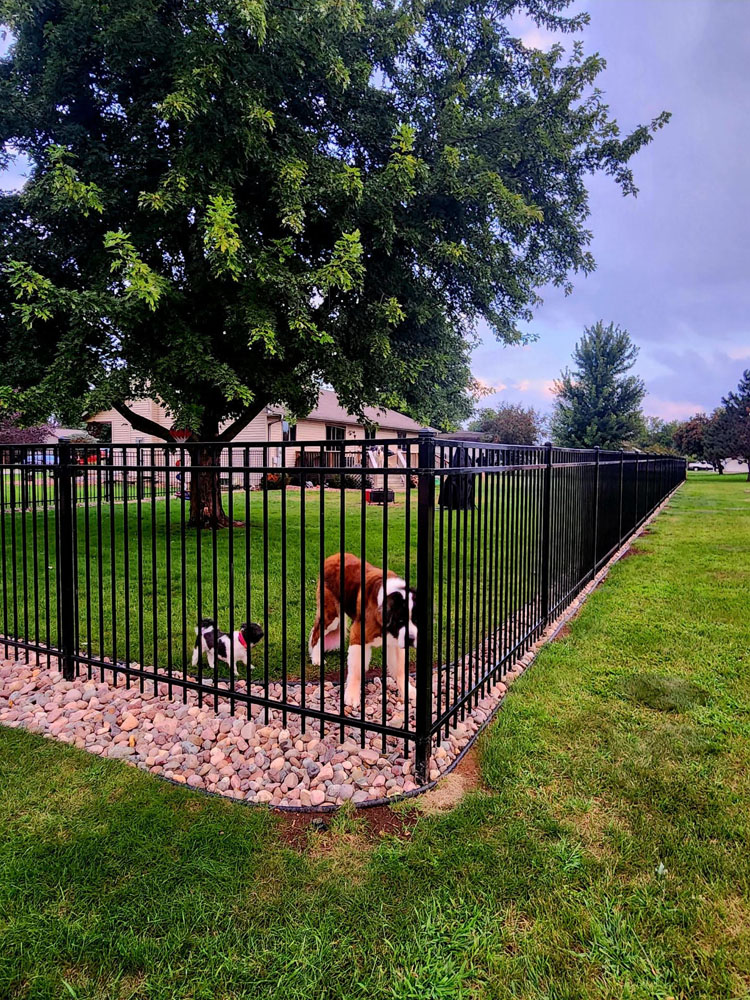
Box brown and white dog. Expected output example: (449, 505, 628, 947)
(308, 553, 417, 709)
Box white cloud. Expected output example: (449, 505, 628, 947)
(644, 397, 704, 421)
(475, 377, 508, 394)
(514, 378, 556, 397)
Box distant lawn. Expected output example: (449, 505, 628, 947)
(1, 474, 749, 998)
(0, 481, 540, 682)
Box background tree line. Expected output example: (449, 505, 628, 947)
(470, 321, 750, 478)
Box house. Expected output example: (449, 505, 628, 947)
(86, 389, 430, 483)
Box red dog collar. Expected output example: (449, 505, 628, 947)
(238, 631, 247, 648)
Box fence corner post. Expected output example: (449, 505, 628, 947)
(540, 441, 553, 625)
(415, 428, 436, 784)
(56, 438, 76, 681)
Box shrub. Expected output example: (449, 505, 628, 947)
(324, 473, 373, 490)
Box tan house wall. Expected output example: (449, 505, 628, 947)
(88, 399, 170, 445)
(87, 397, 421, 483)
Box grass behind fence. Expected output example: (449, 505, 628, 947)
(1, 479, 544, 683)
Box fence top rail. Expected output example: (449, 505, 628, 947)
(0, 439, 687, 467)
(438, 438, 683, 460)
(0, 437, 423, 451)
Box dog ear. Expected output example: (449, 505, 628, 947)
(248, 622, 264, 644)
(383, 591, 404, 626)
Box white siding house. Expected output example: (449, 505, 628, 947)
(86, 390, 430, 483)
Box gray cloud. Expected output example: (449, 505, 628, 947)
(475, 0, 750, 420)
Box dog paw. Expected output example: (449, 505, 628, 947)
(397, 683, 417, 704)
(343, 685, 361, 710)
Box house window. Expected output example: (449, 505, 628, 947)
(282, 421, 297, 442)
(363, 423, 377, 440)
(325, 424, 346, 465)
(326, 424, 346, 443)
(397, 430, 409, 452)
(86, 421, 112, 443)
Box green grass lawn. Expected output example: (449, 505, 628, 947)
(0, 479, 541, 682)
(1, 473, 748, 998)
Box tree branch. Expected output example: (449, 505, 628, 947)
(112, 400, 174, 442)
(216, 399, 269, 442)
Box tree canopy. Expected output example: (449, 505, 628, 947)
(673, 413, 710, 461)
(469, 401, 545, 445)
(550, 321, 646, 449)
(1, 0, 668, 440)
(629, 415, 680, 454)
(702, 408, 736, 475)
(720, 370, 750, 479)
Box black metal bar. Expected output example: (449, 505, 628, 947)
(414, 430, 436, 783)
(540, 441, 552, 624)
(55, 441, 76, 681)
(592, 446, 601, 575)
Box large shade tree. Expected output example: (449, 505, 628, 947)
(0, 0, 668, 524)
(550, 321, 646, 449)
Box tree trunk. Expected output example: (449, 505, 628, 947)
(113, 397, 270, 530)
(187, 443, 241, 528)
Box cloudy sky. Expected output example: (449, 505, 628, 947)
(474, 0, 750, 421)
(3, 2, 749, 422)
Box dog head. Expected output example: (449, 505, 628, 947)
(240, 622, 264, 646)
(379, 579, 418, 649)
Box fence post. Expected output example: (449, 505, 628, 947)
(592, 446, 601, 577)
(634, 454, 640, 525)
(618, 450, 624, 546)
(540, 441, 553, 625)
(415, 429, 436, 783)
(56, 439, 76, 681)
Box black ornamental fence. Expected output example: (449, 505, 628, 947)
(0, 436, 685, 779)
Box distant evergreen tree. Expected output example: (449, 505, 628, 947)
(703, 408, 737, 474)
(721, 370, 750, 479)
(550, 321, 645, 449)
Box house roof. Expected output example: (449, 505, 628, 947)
(435, 429, 486, 442)
(268, 389, 429, 433)
(46, 427, 97, 442)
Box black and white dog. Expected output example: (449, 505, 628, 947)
(192, 618, 264, 672)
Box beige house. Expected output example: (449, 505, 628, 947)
(86, 389, 429, 482)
